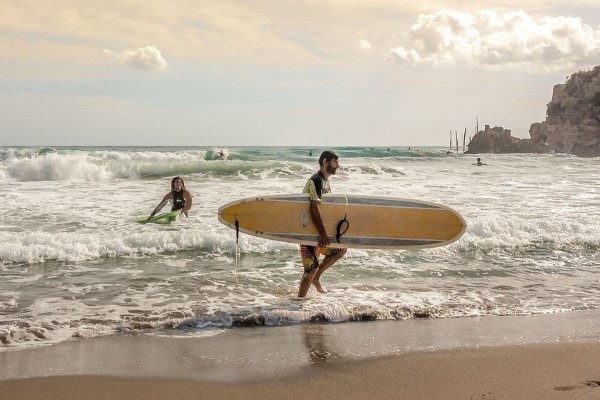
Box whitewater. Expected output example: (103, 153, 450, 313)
(1, 146, 600, 351)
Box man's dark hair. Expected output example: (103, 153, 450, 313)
(319, 150, 339, 166)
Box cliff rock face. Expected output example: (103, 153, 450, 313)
(529, 65, 600, 156)
(467, 65, 600, 156)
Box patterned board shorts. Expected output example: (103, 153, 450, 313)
(300, 244, 342, 273)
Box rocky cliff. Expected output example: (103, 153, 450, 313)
(529, 65, 600, 156)
(467, 65, 600, 156)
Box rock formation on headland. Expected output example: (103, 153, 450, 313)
(466, 65, 600, 156)
(465, 125, 542, 154)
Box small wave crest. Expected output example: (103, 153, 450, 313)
(3, 211, 600, 265)
(0, 146, 456, 182)
(4, 153, 109, 182)
(454, 214, 600, 254)
(0, 147, 315, 181)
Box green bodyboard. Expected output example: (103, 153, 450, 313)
(138, 210, 181, 224)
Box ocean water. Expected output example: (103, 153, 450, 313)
(1, 146, 600, 351)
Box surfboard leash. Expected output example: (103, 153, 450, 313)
(335, 194, 350, 243)
(335, 214, 349, 243)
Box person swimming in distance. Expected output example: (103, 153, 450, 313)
(147, 176, 193, 221)
(473, 157, 487, 166)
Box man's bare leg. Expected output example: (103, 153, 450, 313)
(298, 268, 318, 297)
(312, 249, 347, 293)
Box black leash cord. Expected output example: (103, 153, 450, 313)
(335, 214, 349, 243)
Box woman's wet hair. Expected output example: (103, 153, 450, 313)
(171, 176, 185, 191)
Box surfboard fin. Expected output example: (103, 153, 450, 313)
(234, 215, 240, 268)
(235, 216, 240, 244)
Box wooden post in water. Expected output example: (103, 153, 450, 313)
(455, 131, 458, 153)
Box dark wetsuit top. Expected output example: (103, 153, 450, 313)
(303, 171, 330, 201)
(171, 190, 185, 211)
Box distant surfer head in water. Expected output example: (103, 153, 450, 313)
(318, 150, 339, 177)
(474, 158, 486, 166)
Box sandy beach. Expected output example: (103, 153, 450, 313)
(3, 311, 600, 399)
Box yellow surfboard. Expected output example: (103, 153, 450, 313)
(218, 194, 466, 250)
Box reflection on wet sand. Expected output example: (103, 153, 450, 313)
(302, 324, 338, 364)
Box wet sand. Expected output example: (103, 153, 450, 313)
(2, 311, 600, 399)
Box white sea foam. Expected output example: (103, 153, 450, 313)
(3, 147, 600, 351)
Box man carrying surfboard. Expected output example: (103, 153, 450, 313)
(298, 150, 347, 297)
(147, 176, 193, 221)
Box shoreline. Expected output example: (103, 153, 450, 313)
(2, 311, 600, 399)
(2, 342, 600, 400)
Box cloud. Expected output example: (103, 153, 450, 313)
(360, 39, 373, 50)
(104, 46, 168, 71)
(389, 9, 600, 71)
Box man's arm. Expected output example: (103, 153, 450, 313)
(310, 200, 329, 247)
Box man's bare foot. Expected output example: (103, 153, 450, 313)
(313, 280, 327, 293)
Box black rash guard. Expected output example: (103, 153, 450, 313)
(171, 190, 185, 211)
(303, 171, 330, 200)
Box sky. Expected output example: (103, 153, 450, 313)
(1, 0, 600, 147)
